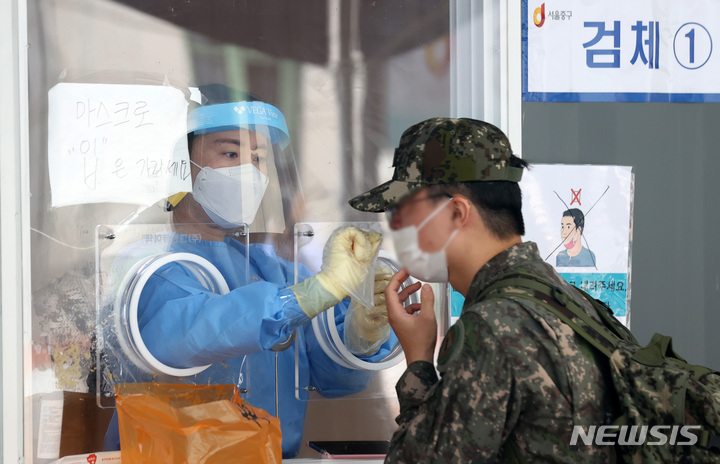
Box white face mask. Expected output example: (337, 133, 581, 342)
(389, 197, 458, 282)
(191, 161, 269, 228)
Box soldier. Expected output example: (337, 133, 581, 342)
(349, 117, 613, 463)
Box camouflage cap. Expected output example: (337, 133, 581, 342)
(349, 117, 523, 212)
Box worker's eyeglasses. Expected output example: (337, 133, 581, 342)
(385, 193, 452, 222)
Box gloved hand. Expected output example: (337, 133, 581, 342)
(317, 226, 383, 300)
(343, 267, 393, 355)
(290, 226, 382, 318)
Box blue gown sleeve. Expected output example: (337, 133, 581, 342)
(138, 261, 310, 368)
(138, 243, 395, 387)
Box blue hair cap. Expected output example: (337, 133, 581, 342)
(188, 101, 289, 143)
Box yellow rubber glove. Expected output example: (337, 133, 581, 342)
(317, 226, 382, 300)
(343, 267, 393, 355)
(290, 226, 382, 318)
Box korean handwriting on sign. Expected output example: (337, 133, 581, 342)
(71, 99, 154, 189)
(583, 21, 660, 69)
(76, 99, 152, 128)
(111, 158, 191, 182)
(64, 137, 108, 189)
(68, 97, 190, 190)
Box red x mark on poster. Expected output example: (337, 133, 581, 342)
(570, 188, 582, 205)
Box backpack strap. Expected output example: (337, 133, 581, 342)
(478, 272, 625, 359)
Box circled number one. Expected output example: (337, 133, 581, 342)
(685, 28, 695, 63)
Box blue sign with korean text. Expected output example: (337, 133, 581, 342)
(558, 272, 628, 317)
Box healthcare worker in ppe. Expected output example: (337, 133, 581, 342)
(103, 85, 394, 458)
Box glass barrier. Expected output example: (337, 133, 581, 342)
(94, 223, 250, 408)
(293, 222, 424, 402)
(27, 0, 451, 460)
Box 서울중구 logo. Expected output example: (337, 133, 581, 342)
(533, 3, 545, 27)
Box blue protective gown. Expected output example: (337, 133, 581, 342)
(104, 234, 394, 458)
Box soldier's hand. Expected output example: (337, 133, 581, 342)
(385, 268, 437, 366)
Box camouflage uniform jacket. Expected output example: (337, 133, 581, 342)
(386, 241, 613, 463)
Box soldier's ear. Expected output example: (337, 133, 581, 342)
(450, 196, 472, 228)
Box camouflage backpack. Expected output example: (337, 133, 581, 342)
(480, 271, 720, 464)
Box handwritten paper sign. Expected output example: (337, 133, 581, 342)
(48, 83, 192, 207)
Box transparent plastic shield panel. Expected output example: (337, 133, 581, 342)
(293, 222, 421, 402)
(95, 223, 250, 407)
(28, 0, 452, 459)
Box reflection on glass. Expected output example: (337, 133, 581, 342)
(27, 0, 450, 460)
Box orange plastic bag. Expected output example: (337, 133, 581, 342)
(115, 383, 282, 464)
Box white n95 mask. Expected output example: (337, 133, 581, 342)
(389, 197, 457, 283)
(191, 161, 269, 228)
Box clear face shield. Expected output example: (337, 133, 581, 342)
(183, 101, 303, 236)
